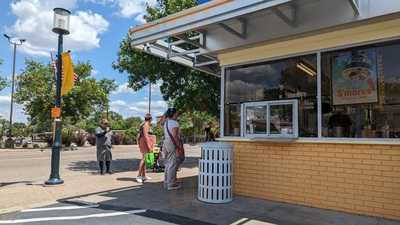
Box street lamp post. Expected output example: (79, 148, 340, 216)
(3, 34, 25, 148)
(148, 82, 151, 114)
(45, 8, 70, 185)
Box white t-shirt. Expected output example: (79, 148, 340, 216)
(164, 119, 179, 142)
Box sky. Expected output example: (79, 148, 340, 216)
(0, 0, 170, 123)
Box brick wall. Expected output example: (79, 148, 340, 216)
(230, 141, 400, 220)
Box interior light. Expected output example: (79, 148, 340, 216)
(296, 62, 316, 76)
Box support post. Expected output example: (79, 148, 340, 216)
(46, 33, 64, 185)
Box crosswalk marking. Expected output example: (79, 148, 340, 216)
(20, 204, 100, 212)
(0, 209, 147, 224)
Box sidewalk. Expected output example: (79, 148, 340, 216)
(53, 176, 399, 225)
(1, 146, 400, 225)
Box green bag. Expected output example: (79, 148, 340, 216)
(144, 152, 155, 168)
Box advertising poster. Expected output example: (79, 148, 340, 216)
(332, 49, 378, 105)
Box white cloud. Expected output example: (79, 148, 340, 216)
(0, 95, 27, 122)
(110, 99, 127, 107)
(91, 69, 99, 77)
(8, 0, 109, 57)
(109, 81, 168, 118)
(110, 99, 167, 118)
(86, 0, 157, 23)
(115, 0, 157, 21)
(112, 82, 135, 94)
(112, 81, 163, 97)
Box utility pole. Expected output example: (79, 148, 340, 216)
(3, 34, 25, 148)
(148, 81, 151, 114)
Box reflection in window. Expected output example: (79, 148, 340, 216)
(224, 104, 241, 136)
(224, 54, 317, 137)
(270, 104, 294, 135)
(246, 106, 267, 135)
(322, 41, 400, 138)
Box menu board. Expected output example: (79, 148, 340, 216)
(332, 49, 378, 105)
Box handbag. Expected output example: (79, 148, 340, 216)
(166, 120, 185, 160)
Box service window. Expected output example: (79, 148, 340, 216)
(241, 100, 298, 138)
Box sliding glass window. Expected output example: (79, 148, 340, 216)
(224, 54, 318, 137)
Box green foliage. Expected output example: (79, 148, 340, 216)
(178, 111, 218, 138)
(0, 117, 8, 138)
(15, 59, 116, 133)
(113, 0, 220, 116)
(123, 127, 139, 145)
(77, 110, 143, 142)
(11, 122, 32, 137)
(0, 77, 7, 91)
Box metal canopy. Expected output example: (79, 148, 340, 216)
(129, 0, 294, 76)
(129, 0, 400, 76)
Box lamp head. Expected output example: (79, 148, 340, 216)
(52, 8, 71, 35)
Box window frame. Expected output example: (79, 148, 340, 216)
(221, 37, 400, 142)
(240, 100, 299, 139)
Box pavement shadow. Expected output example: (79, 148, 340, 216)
(0, 181, 32, 188)
(67, 156, 199, 175)
(57, 175, 284, 225)
(67, 159, 139, 174)
(57, 173, 399, 225)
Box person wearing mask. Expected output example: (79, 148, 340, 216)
(163, 108, 184, 190)
(95, 119, 113, 175)
(136, 113, 153, 183)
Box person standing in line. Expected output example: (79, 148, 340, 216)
(95, 119, 113, 175)
(204, 123, 212, 142)
(163, 108, 183, 190)
(136, 113, 153, 183)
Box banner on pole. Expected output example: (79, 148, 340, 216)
(61, 52, 75, 96)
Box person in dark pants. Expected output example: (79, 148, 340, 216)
(95, 119, 113, 175)
(204, 123, 212, 142)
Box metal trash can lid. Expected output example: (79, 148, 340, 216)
(201, 142, 233, 149)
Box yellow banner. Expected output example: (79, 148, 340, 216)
(61, 52, 75, 96)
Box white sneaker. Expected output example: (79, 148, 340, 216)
(136, 177, 143, 183)
(143, 176, 152, 180)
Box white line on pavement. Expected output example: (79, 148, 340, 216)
(0, 209, 147, 224)
(20, 204, 100, 212)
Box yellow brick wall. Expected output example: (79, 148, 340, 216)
(230, 141, 400, 220)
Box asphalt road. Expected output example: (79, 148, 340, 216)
(0, 145, 208, 225)
(0, 145, 138, 185)
(0, 200, 214, 225)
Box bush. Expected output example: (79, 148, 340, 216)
(123, 127, 138, 145)
(86, 134, 96, 146)
(72, 132, 87, 147)
(62, 132, 73, 147)
(112, 133, 122, 145)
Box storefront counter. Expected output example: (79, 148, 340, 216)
(219, 138, 400, 220)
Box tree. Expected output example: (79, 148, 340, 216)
(178, 110, 218, 139)
(0, 117, 8, 138)
(11, 122, 30, 138)
(15, 59, 116, 133)
(113, 0, 220, 116)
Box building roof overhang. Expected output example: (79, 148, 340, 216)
(129, 0, 400, 76)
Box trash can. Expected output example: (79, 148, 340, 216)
(198, 142, 233, 203)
